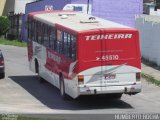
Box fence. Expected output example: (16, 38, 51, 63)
(7, 13, 23, 40)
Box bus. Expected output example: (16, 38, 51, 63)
(27, 11, 141, 99)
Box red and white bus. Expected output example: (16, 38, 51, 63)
(27, 11, 141, 99)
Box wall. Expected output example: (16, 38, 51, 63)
(71, 0, 143, 27)
(3, 0, 15, 15)
(136, 15, 160, 66)
(25, 0, 71, 14)
(0, 0, 6, 16)
(0, 0, 15, 16)
(14, 0, 36, 14)
(1, 0, 36, 16)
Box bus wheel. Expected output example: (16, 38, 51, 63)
(59, 76, 68, 100)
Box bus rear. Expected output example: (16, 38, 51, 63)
(77, 28, 141, 98)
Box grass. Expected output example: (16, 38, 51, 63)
(0, 115, 64, 120)
(141, 57, 160, 87)
(0, 38, 27, 47)
(17, 116, 63, 120)
(142, 73, 160, 87)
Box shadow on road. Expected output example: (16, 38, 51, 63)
(9, 75, 133, 110)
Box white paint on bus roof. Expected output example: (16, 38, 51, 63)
(33, 11, 130, 32)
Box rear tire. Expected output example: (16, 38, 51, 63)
(59, 75, 68, 100)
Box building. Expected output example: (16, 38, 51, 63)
(21, 0, 71, 41)
(0, 0, 14, 16)
(0, 0, 37, 16)
(136, 15, 160, 66)
(71, 0, 143, 27)
(3, 0, 37, 40)
(0, 0, 5, 16)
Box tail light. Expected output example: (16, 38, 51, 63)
(0, 59, 4, 65)
(78, 75, 84, 85)
(136, 72, 141, 81)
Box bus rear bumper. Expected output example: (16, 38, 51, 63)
(78, 82, 142, 96)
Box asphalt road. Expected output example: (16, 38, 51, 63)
(0, 45, 160, 116)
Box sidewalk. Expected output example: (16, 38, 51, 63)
(142, 63, 160, 81)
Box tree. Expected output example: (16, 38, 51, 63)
(0, 16, 10, 37)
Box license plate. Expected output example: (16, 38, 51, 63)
(104, 74, 116, 80)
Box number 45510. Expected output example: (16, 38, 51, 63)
(96, 55, 119, 61)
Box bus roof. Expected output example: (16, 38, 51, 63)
(29, 11, 131, 32)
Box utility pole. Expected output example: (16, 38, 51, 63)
(87, 0, 89, 14)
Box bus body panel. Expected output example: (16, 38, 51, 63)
(76, 29, 141, 96)
(28, 40, 79, 98)
(78, 29, 141, 72)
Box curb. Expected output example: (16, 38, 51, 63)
(142, 73, 160, 87)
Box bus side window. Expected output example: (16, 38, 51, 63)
(37, 22, 42, 44)
(59, 31, 64, 54)
(64, 32, 69, 57)
(56, 30, 63, 53)
(71, 35, 76, 61)
(31, 20, 34, 41)
(28, 18, 32, 40)
(35, 21, 38, 42)
(49, 27, 55, 49)
(43, 24, 49, 47)
(67, 34, 71, 58)
(61, 32, 64, 54)
(34, 20, 37, 42)
(32, 20, 35, 41)
(41, 23, 44, 45)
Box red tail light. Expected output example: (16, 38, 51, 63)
(0, 59, 4, 65)
(136, 72, 141, 81)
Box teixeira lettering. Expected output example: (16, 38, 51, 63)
(85, 34, 132, 41)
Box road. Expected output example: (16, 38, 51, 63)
(0, 45, 160, 116)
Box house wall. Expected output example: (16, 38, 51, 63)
(0, 0, 6, 16)
(0, 0, 36, 16)
(71, 0, 143, 27)
(25, 0, 71, 14)
(14, 0, 36, 14)
(136, 15, 160, 66)
(0, 0, 15, 16)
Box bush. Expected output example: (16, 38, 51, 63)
(0, 16, 10, 36)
